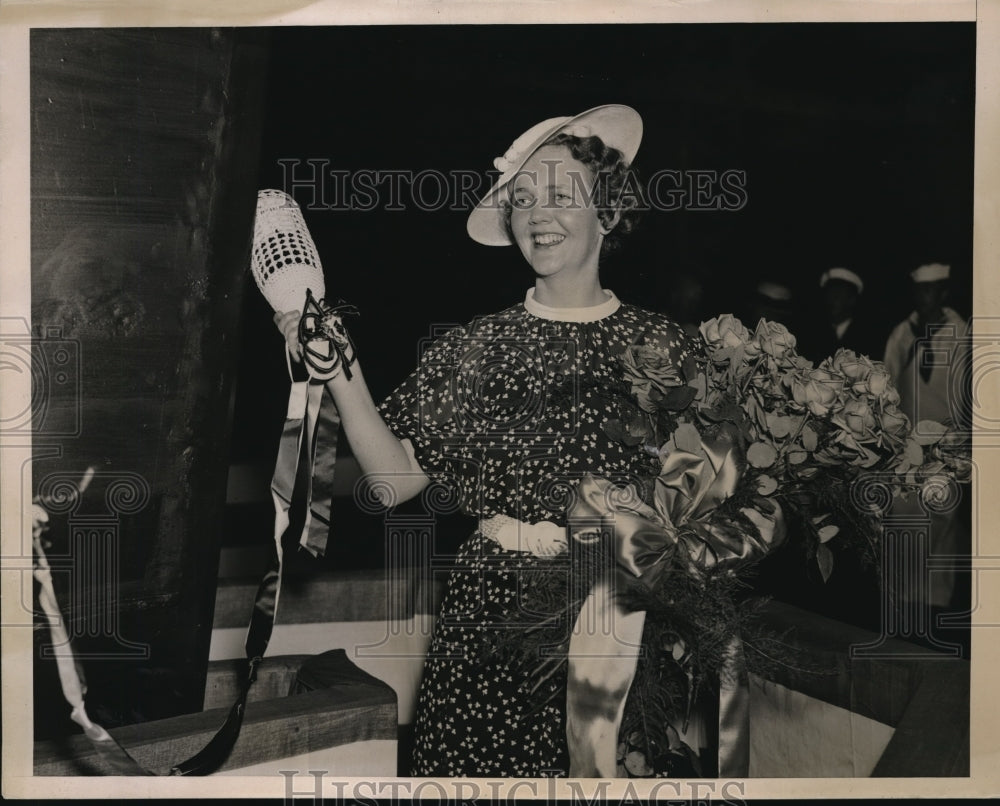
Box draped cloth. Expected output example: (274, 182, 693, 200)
(565, 433, 785, 778)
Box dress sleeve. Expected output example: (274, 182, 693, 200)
(377, 323, 470, 480)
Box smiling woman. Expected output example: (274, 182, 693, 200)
(273, 104, 708, 777)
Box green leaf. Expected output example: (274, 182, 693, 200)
(747, 441, 778, 468)
(756, 474, 778, 495)
(787, 449, 808, 465)
(816, 542, 834, 582)
(659, 384, 698, 411)
(603, 419, 645, 447)
(903, 438, 924, 467)
(914, 420, 949, 445)
(765, 412, 794, 438)
(818, 524, 839, 543)
(858, 446, 881, 468)
(801, 423, 819, 452)
(673, 422, 703, 454)
(624, 409, 654, 440)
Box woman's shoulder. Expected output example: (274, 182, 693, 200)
(415, 301, 528, 357)
(616, 302, 696, 346)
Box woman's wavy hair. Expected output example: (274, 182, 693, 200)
(501, 132, 645, 258)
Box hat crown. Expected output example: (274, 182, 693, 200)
(911, 262, 950, 283)
(470, 104, 643, 246)
(820, 267, 864, 294)
(494, 116, 571, 174)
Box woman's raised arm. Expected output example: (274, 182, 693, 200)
(274, 310, 431, 506)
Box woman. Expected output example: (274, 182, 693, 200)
(275, 105, 695, 777)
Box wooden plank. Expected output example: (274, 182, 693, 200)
(212, 568, 425, 628)
(201, 655, 311, 711)
(34, 684, 397, 776)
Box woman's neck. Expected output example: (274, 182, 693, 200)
(533, 274, 606, 309)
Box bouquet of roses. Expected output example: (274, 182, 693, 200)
(575, 313, 970, 777)
(613, 313, 970, 580)
(490, 312, 970, 778)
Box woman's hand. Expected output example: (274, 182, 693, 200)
(481, 515, 568, 557)
(270, 309, 432, 505)
(273, 310, 304, 361)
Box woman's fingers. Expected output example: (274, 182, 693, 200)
(273, 310, 304, 360)
(530, 521, 568, 557)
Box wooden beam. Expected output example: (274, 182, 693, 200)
(35, 656, 397, 776)
(201, 655, 311, 711)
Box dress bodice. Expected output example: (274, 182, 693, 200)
(380, 290, 693, 524)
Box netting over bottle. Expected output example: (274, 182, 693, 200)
(251, 189, 326, 314)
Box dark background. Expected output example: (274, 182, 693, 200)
(236, 22, 975, 449)
(231, 21, 975, 561)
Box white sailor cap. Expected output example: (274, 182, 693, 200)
(819, 267, 864, 294)
(756, 280, 792, 302)
(910, 263, 950, 283)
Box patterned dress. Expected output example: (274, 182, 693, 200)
(379, 289, 692, 777)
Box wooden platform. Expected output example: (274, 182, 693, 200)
(34, 652, 397, 776)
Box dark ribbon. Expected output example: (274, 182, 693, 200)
(269, 371, 341, 560)
(565, 433, 785, 777)
(298, 288, 359, 382)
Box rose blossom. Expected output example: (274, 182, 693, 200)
(699, 314, 760, 360)
(827, 348, 872, 380)
(786, 367, 845, 416)
(879, 404, 910, 438)
(755, 319, 797, 359)
(621, 344, 684, 413)
(842, 397, 877, 438)
(866, 365, 892, 398)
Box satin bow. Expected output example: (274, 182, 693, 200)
(564, 432, 785, 778)
(298, 288, 359, 381)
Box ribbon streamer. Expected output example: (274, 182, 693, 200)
(33, 533, 153, 775)
(565, 433, 784, 777)
(31, 343, 342, 774)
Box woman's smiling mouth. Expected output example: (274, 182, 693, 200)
(533, 233, 566, 246)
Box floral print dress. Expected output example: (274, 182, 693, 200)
(379, 289, 692, 777)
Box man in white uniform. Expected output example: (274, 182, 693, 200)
(883, 262, 970, 613)
(884, 262, 970, 427)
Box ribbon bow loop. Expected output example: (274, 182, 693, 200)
(564, 431, 786, 778)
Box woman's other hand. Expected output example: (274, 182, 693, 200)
(481, 516, 568, 557)
(274, 310, 303, 361)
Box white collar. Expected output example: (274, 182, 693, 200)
(523, 288, 621, 322)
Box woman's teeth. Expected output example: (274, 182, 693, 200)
(533, 234, 565, 246)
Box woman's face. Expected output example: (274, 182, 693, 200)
(509, 145, 605, 281)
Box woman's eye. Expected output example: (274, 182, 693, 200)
(512, 195, 534, 209)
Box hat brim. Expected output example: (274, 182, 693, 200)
(466, 104, 643, 246)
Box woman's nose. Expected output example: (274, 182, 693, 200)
(529, 202, 551, 224)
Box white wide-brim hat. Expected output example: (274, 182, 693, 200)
(467, 104, 643, 246)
